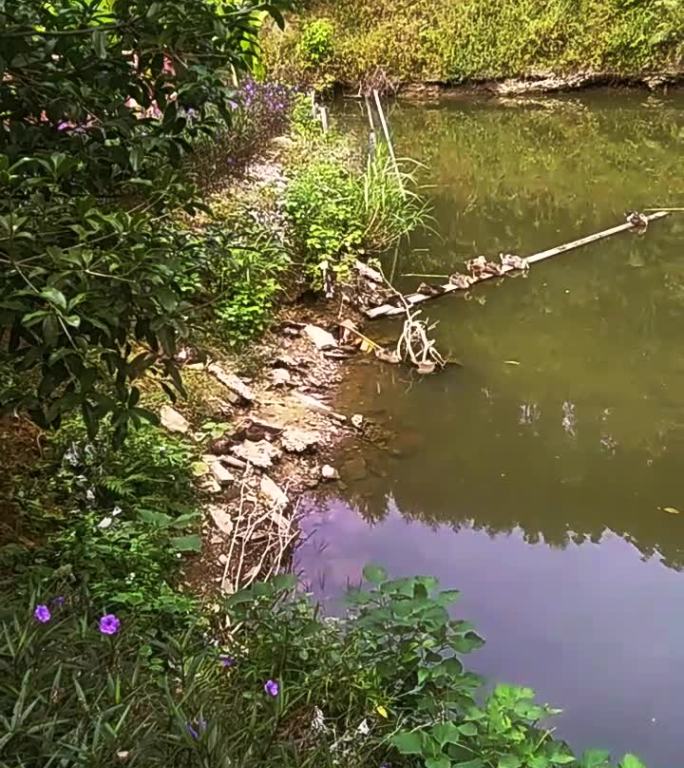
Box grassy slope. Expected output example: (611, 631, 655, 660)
(264, 0, 684, 85)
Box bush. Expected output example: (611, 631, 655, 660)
(263, 0, 684, 85)
(0, 570, 648, 768)
(0, 0, 290, 440)
(285, 133, 428, 288)
(297, 18, 336, 66)
(180, 219, 291, 347)
(4, 420, 199, 621)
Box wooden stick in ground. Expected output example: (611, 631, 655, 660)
(320, 105, 329, 134)
(372, 89, 404, 193)
(366, 211, 671, 319)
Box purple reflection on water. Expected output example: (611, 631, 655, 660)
(296, 496, 684, 768)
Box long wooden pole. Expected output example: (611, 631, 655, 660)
(365, 211, 671, 319)
(372, 89, 404, 193)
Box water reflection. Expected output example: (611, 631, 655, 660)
(298, 92, 684, 767)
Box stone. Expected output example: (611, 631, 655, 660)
(271, 368, 292, 387)
(293, 391, 346, 423)
(231, 439, 282, 469)
(218, 553, 228, 565)
(209, 461, 235, 486)
(160, 405, 190, 434)
(303, 324, 338, 350)
(260, 475, 289, 511)
(351, 414, 364, 429)
(199, 476, 222, 495)
(208, 505, 233, 535)
(321, 464, 340, 481)
(281, 428, 320, 454)
(207, 363, 254, 404)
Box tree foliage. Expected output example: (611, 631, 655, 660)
(0, 0, 288, 442)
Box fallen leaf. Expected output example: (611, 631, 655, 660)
(663, 506, 681, 515)
(376, 705, 389, 719)
(504, 360, 520, 366)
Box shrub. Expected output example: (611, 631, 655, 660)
(0, 570, 648, 768)
(297, 18, 336, 66)
(285, 134, 428, 289)
(5, 420, 199, 621)
(0, 0, 290, 440)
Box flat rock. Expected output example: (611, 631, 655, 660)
(303, 324, 338, 350)
(321, 464, 340, 481)
(260, 475, 289, 511)
(281, 428, 320, 454)
(160, 406, 190, 434)
(207, 363, 254, 404)
(208, 505, 233, 535)
(231, 439, 282, 469)
(209, 461, 235, 486)
(271, 368, 292, 387)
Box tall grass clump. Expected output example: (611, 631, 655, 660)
(284, 108, 428, 289)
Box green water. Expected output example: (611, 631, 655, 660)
(298, 91, 684, 766)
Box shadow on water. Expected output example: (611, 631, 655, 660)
(296, 91, 684, 767)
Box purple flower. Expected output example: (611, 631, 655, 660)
(186, 717, 207, 740)
(51, 596, 65, 607)
(219, 655, 236, 668)
(34, 604, 51, 623)
(264, 679, 279, 697)
(98, 614, 121, 635)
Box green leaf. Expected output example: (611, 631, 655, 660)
(550, 756, 576, 766)
(498, 757, 522, 768)
(363, 563, 388, 584)
(92, 29, 107, 59)
(426, 758, 451, 768)
(619, 757, 646, 768)
(391, 731, 424, 755)
(580, 752, 611, 768)
(170, 534, 201, 553)
(457, 723, 477, 737)
(40, 287, 67, 311)
(138, 510, 173, 528)
(453, 631, 485, 653)
(432, 722, 461, 747)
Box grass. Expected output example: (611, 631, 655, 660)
(263, 0, 684, 85)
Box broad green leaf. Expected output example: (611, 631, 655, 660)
(391, 731, 424, 755)
(453, 631, 485, 653)
(498, 756, 522, 768)
(363, 563, 388, 584)
(550, 754, 576, 766)
(432, 722, 461, 746)
(40, 287, 67, 311)
(457, 722, 477, 737)
(620, 756, 646, 768)
(426, 758, 451, 768)
(580, 751, 611, 768)
(170, 534, 202, 553)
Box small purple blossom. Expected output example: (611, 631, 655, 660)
(186, 717, 207, 740)
(98, 614, 121, 635)
(219, 655, 236, 668)
(264, 679, 279, 697)
(34, 604, 51, 623)
(51, 596, 65, 607)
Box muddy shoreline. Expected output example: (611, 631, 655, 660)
(337, 71, 684, 100)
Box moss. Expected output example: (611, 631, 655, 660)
(264, 0, 684, 85)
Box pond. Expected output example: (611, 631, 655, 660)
(296, 91, 684, 767)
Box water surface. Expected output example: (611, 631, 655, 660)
(298, 91, 684, 767)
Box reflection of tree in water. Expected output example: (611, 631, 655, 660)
(335, 396, 684, 573)
(332, 91, 684, 574)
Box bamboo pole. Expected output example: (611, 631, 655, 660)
(372, 89, 404, 193)
(366, 211, 671, 319)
